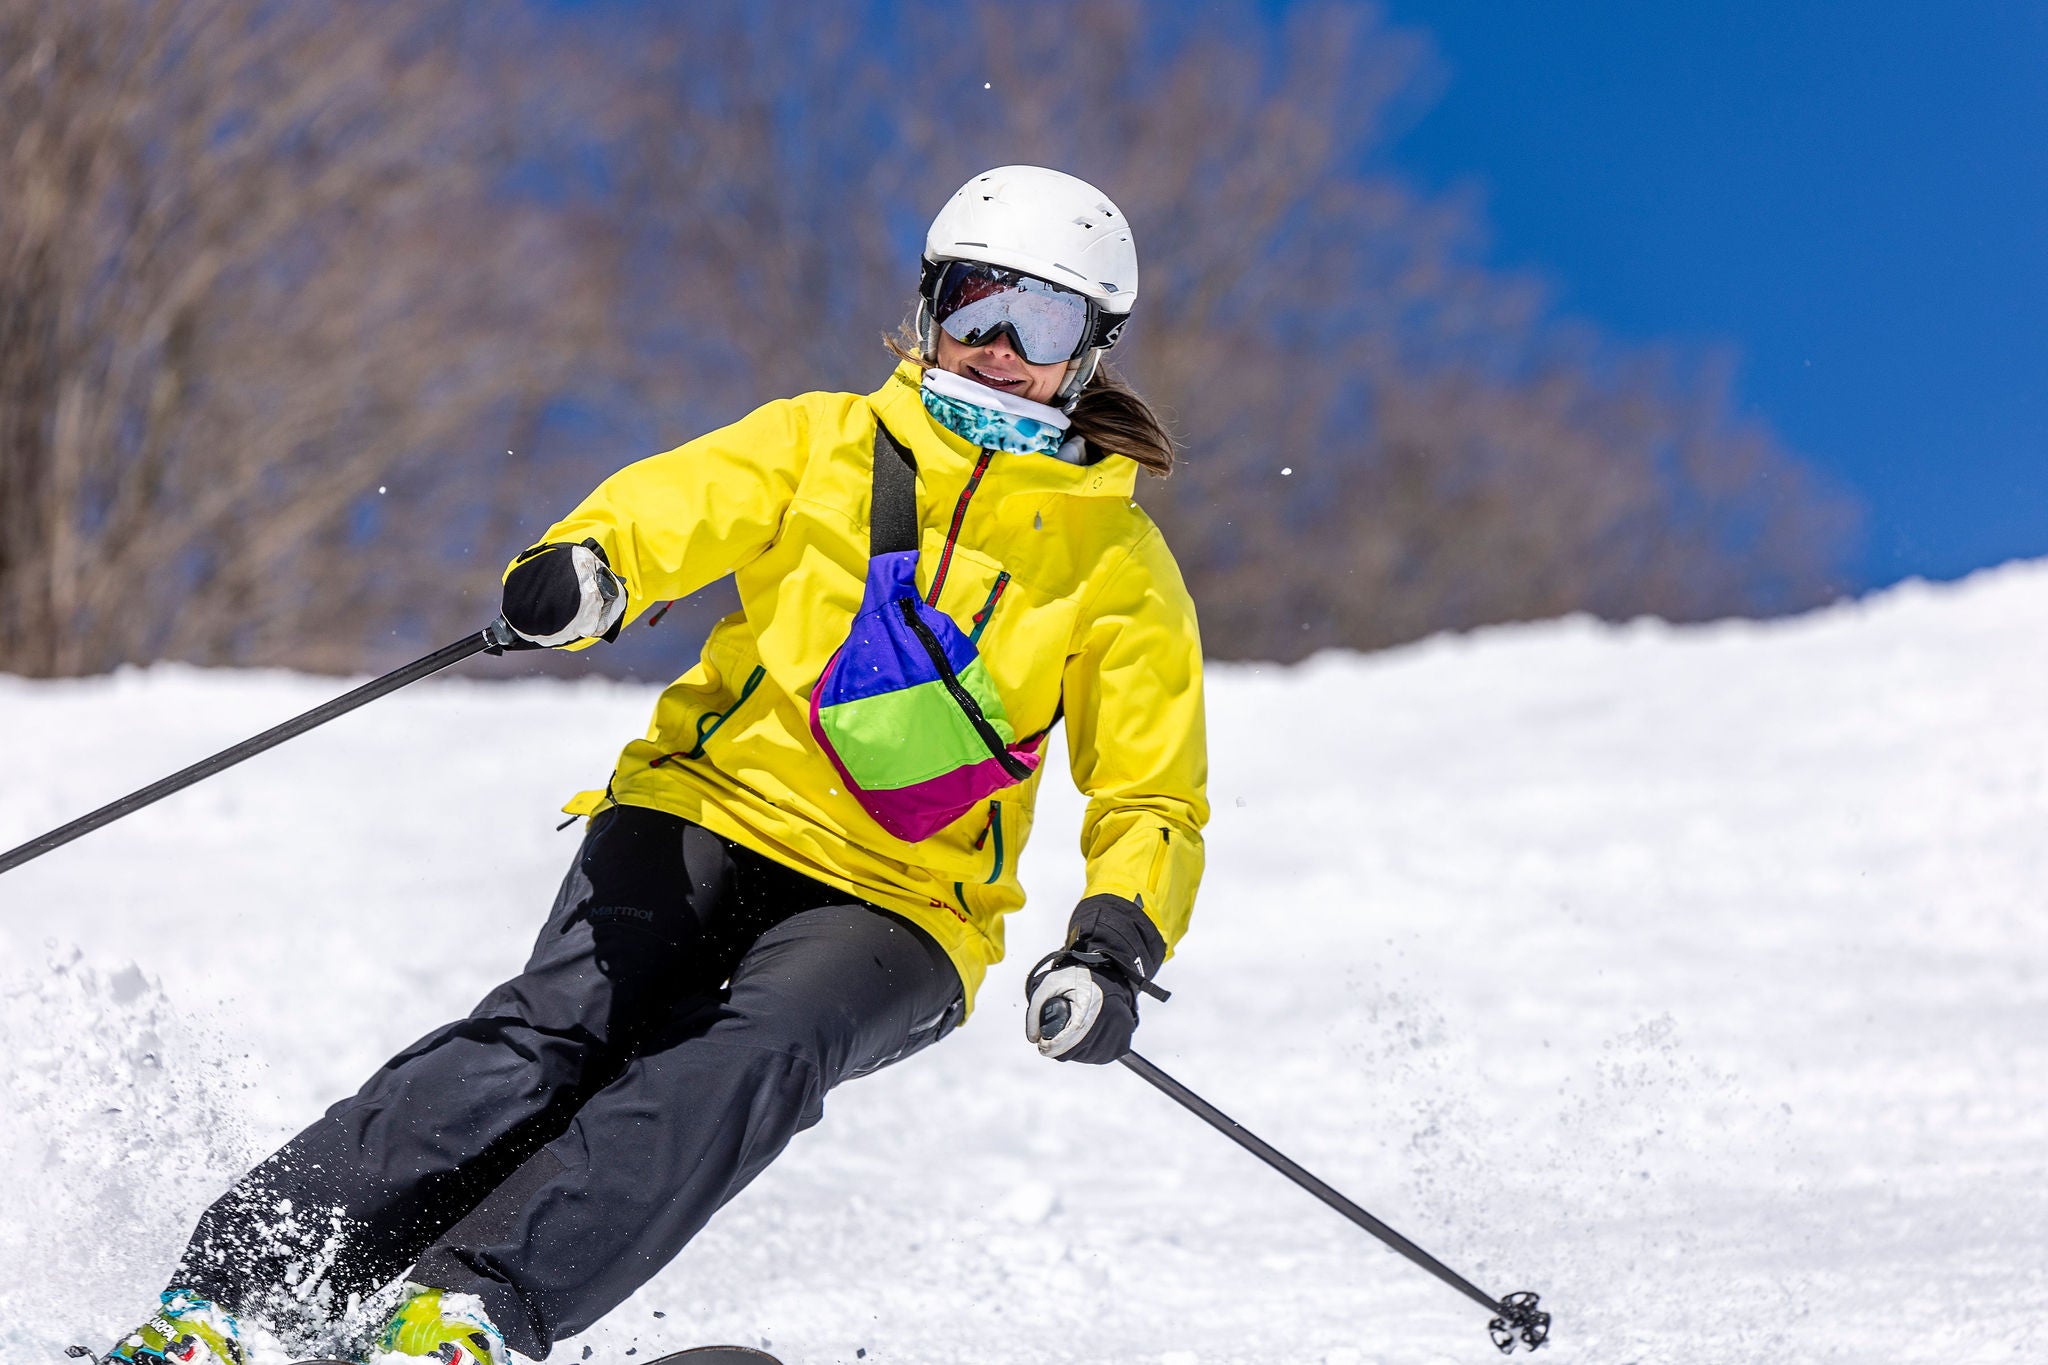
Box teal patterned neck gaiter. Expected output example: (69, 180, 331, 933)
(920, 367, 1070, 456)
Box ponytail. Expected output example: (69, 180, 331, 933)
(1064, 359, 1175, 476)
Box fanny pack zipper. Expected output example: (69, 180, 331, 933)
(896, 596, 1034, 781)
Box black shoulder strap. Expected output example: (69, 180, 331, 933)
(870, 419, 919, 556)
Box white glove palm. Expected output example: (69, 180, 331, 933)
(1024, 965, 1105, 1058)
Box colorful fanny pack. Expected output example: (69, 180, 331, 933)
(808, 422, 1045, 843)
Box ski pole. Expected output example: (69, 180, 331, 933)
(1038, 993, 1548, 1353)
(1116, 1050, 1549, 1353)
(0, 619, 525, 877)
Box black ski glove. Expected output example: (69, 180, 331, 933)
(502, 538, 627, 647)
(1024, 893, 1171, 1065)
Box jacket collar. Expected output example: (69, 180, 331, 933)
(870, 362, 1139, 502)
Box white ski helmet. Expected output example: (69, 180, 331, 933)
(919, 165, 1138, 405)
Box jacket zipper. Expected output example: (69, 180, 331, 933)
(896, 597, 1034, 780)
(1146, 826, 1173, 905)
(972, 799, 1005, 882)
(968, 572, 1011, 644)
(926, 450, 994, 608)
(650, 664, 766, 765)
(955, 800, 1006, 913)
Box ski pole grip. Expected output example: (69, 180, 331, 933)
(1038, 996, 1073, 1036)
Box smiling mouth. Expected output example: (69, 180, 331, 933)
(967, 364, 1025, 390)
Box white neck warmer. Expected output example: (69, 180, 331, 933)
(921, 366, 1071, 430)
(920, 367, 1092, 463)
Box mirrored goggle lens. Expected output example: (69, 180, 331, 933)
(932, 262, 1091, 364)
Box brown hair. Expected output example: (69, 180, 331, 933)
(885, 326, 1176, 475)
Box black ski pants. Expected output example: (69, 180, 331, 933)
(174, 804, 964, 1358)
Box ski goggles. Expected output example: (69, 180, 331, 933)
(926, 260, 1126, 365)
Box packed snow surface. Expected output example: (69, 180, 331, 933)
(4, 564, 2046, 1365)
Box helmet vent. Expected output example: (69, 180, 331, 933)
(926, 168, 1137, 313)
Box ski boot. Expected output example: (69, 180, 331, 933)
(374, 1284, 508, 1365)
(89, 1288, 246, 1365)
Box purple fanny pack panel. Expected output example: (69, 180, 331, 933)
(809, 550, 1041, 843)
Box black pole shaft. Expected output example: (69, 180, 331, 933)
(1118, 1050, 1505, 1317)
(0, 628, 499, 877)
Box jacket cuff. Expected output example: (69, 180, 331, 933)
(1067, 892, 1169, 983)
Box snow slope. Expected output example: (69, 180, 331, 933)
(4, 563, 2045, 1365)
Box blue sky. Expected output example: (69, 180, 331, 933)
(1373, 0, 2048, 586)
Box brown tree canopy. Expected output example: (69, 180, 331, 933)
(0, 1, 608, 675)
(0, 0, 1859, 678)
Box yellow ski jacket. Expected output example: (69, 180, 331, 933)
(531, 362, 1208, 1011)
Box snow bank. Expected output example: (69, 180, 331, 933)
(4, 562, 2045, 1364)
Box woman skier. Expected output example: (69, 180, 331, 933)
(101, 165, 1208, 1365)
